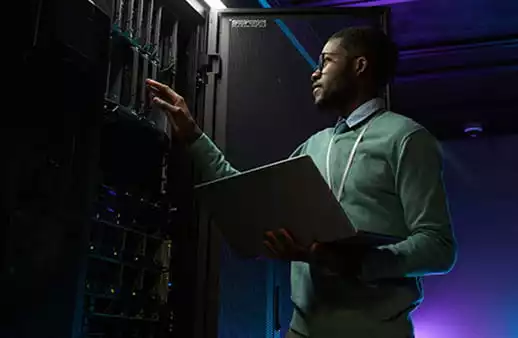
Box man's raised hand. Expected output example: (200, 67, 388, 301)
(146, 79, 202, 143)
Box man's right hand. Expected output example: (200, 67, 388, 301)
(145, 79, 202, 144)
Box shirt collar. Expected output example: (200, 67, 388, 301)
(336, 97, 385, 129)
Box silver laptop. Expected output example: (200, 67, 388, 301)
(194, 155, 361, 258)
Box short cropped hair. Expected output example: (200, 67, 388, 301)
(330, 26, 399, 88)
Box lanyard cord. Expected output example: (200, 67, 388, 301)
(325, 111, 383, 201)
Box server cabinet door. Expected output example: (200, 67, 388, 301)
(203, 7, 391, 338)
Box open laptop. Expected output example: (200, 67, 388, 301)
(194, 155, 400, 258)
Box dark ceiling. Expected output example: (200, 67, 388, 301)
(220, 0, 518, 139)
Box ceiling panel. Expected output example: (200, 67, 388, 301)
(389, 0, 518, 48)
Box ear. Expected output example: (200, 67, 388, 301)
(355, 56, 368, 75)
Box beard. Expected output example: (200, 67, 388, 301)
(314, 68, 358, 114)
(315, 80, 358, 113)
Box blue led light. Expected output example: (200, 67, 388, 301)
(257, 0, 317, 70)
(257, 0, 271, 7)
(101, 185, 117, 196)
(274, 19, 317, 70)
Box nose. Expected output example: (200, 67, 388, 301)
(311, 68, 321, 83)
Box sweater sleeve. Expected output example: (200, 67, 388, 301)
(360, 128, 457, 281)
(188, 133, 240, 183)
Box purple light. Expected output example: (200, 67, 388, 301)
(463, 123, 483, 138)
(463, 126, 483, 134)
(101, 184, 117, 196)
(106, 207, 115, 213)
(412, 311, 468, 338)
(294, 0, 415, 7)
(341, 0, 415, 6)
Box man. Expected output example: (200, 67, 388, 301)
(146, 27, 457, 338)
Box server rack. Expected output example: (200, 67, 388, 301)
(82, 1, 208, 337)
(5, 0, 209, 337)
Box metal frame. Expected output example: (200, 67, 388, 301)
(195, 9, 222, 338)
(130, 46, 140, 109)
(153, 6, 163, 55)
(190, 23, 211, 338)
(184, 0, 209, 18)
(134, 0, 145, 39)
(161, 0, 209, 23)
(124, 0, 136, 35)
(113, 0, 123, 27)
(139, 53, 149, 112)
(145, 0, 154, 46)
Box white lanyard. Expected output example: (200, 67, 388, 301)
(325, 113, 381, 201)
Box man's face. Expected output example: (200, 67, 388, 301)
(311, 38, 359, 112)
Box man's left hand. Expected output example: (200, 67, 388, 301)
(263, 229, 367, 277)
(263, 228, 320, 262)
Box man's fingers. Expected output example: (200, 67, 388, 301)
(263, 230, 314, 262)
(146, 78, 169, 92)
(279, 229, 295, 245)
(265, 231, 286, 253)
(151, 97, 181, 131)
(146, 79, 181, 103)
(147, 84, 170, 97)
(152, 96, 180, 113)
(310, 242, 321, 254)
(263, 241, 280, 258)
(148, 86, 181, 105)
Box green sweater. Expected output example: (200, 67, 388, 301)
(188, 109, 456, 338)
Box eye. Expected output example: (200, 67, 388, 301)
(318, 55, 332, 71)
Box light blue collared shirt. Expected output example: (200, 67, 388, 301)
(335, 97, 386, 133)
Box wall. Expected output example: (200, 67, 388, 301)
(412, 134, 518, 338)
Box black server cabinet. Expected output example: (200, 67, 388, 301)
(4, 0, 208, 338)
(202, 8, 390, 338)
(83, 1, 207, 338)
(4, 1, 111, 337)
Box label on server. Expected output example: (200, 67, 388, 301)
(231, 19, 267, 28)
